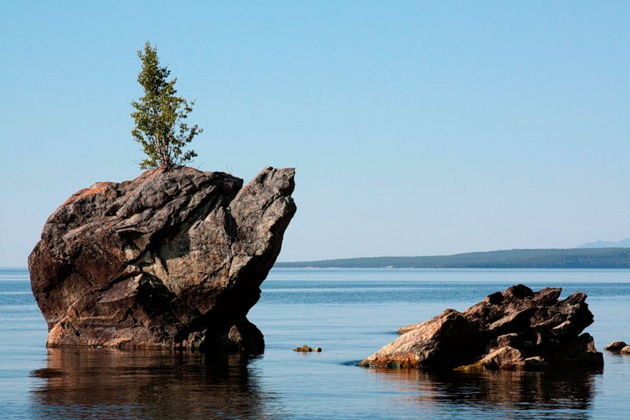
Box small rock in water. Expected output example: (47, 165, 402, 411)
(620, 346, 630, 355)
(293, 345, 322, 352)
(604, 341, 628, 352)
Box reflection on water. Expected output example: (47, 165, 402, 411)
(368, 367, 600, 418)
(28, 348, 601, 420)
(30, 349, 284, 419)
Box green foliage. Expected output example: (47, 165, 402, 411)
(276, 248, 630, 268)
(131, 41, 202, 170)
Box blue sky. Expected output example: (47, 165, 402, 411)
(1, 1, 630, 266)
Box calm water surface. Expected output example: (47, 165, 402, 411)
(2, 268, 630, 419)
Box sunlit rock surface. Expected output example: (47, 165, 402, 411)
(361, 284, 603, 371)
(29, 166, 296, 354)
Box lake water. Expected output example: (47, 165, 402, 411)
(2, 268, 630, 419)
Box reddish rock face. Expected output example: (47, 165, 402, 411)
(28, 167, 296, 354)
(360, 285, 603, 371)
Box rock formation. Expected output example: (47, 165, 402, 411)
(28, 166, 296, 354)
(360, 285, 603, 371)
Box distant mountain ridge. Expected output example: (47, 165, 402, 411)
(276, 248, 630, 269)
(578, 239, 630, 248)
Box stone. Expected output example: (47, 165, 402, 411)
(620, 346, 630, 355)
(293, 345, 322, 352)
(604, 341, 627, 352)
(469, 346, 526, 371)
(360, 309, 484, 369)
(396, 323, 421, 335)
(495, 333, 521, 348)
(523, 356, 548, 370)
(360, 284, 603, 371)
(28, 166, 296, 354)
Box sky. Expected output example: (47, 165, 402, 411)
(1, 1, 630, 267)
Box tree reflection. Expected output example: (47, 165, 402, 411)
(30, 349, 283, 419)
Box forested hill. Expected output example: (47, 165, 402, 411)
(276, 248, 630, 269)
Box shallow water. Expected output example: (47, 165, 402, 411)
(3, 268, 630, 418)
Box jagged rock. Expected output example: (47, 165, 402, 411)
(28, 166, 296, 354)
(604, 341, 627, 352)
(360, 284, 603, 371)
(363, 309, 483, 369)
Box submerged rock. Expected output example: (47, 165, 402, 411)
(604, 341, 627, 352)
(28, 167, 296, 354)
(293, 345, 322, 352)
(360, 284, 603, 371)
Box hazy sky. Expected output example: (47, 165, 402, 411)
(2, 1, 630, 266)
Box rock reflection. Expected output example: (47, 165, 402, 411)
(368, 367, 600, 416)
(31, 349, 283, 419)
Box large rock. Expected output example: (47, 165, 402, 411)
(360, 285, 603, 371)
(28, 167, 296, 354)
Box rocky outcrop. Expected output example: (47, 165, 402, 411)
(360, 285, 603, 371)
(28, 167, 296, 354)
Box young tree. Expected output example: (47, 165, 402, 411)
(131, 41, 202, 171)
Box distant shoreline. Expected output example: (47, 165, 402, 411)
(275, 248, 630, 269)
(6, 247, 630, 270)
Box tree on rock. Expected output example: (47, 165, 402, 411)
(131, 41, 202, 170)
